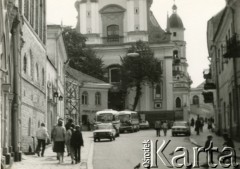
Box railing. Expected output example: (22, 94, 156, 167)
(102, 35, 124, 44)
(173, 57, 181, 65)
(204, 83, 216, 90)
(172, 70, 184, 76)
(223, 34, 240, 58)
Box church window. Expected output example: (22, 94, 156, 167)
(193, 95, 199, 105)
(42, 68, 45, 86)
(107, 25, 119, 42)
(173, 50, 179, 58)
(154, 82, 163, 99)
(109, 68, 121, 83)
(35, 0, 39, 33)
(95, 92, 101, 105)
(173, 32, 177, 37)
(82, 91, 88, 105)
(176, 97, 181, 108)
(23, 55, 27, 74)
(28, 118, 31, 136)
(35, 63, 39, 81)
(30, 0, 34, 27)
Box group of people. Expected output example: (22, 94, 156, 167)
(154, 120, 169, 137)
(191, 116, 215, 135)
(35, 118, 84, 164)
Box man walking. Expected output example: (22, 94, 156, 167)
(36, 123, 49, 157)
(155, 121, 161, 137)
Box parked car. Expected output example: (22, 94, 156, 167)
(139, 120, 150, 129)
(171, 121, 191, 136)
(93, 123, 116, 142)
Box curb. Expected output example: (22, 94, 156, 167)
(189, 137, 240, 160)
(87, 142, 94, 169)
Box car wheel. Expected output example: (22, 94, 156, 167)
(94, 138, 97, 142)
(110, 137, 113, 141)
(98, 138, 100, 142)
(113, 136, 115, 140)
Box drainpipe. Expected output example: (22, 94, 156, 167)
(11, 16, 21, 154)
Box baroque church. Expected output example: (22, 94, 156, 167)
(75, 0, 192, 121)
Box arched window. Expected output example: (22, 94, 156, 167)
(42, 68, 45, 86)
(35, 63, 39, 81)
(82, 91, 88, 105)
(23, 55, 27, 73)
(95, 92, 101, 105)
(24, 0, 29, 19)
(173, 50, 179, 59)
(176, 97, 182, 108)
(155, 82, 162, 99)
(193, 95, 199, 105)
(107, 25, 119, 42)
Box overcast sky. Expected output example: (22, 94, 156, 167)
(47, 0, 226, 87)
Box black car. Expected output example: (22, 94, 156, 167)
(171, 121, 191, 136)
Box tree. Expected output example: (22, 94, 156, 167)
(62, 27, 105, 80)
(121, 41, 162, 111)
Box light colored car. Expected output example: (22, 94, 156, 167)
(171, 121, 191, 136)
(139, 120, 150, 129)
(93, 123, 116, 142)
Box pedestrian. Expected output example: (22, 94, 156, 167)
(65, 123, 74, 156)
(155, 121, 161, 137)
(203, 135, 214, 165)
(207, 119, 213, 131)
(70, 125, 84, 164)
(35, 123, 49, 157)
(200, 119, 204, 132)
(65, 118, 73, 131)
(191, 118, 195, 127)
(52, 120, 66, 164)
(162, 121, 168, 136)
(195, 116, 201, 135)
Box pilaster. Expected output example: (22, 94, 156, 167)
(164, 56, 173, 110)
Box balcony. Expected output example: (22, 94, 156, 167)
(173, 70, 184, 76)
(102, 35, 124, 44)
(203, 69, 211, 79)
(204, 83, 216, 90)
(223, 34, 240, 58)
(202, 91, 214, 103)
(173, 57, 181, 65)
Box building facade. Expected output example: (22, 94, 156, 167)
(206, 0, 240, 139)
(75, 0, 192, 122)
(65, 66, 111, 129)
(46, 25, 67, 135)
(1, 0, 23, 166)
(190, 82, 214, 119)
(19, 0, 47, 151)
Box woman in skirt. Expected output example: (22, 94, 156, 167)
(52, 120, 66, 164)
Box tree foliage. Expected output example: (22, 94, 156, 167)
(62, 27, 105, 80)
(121, 41, 162, 110)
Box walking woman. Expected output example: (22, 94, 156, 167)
(70, 125, 84, 164)
(52, 120, 66, 164)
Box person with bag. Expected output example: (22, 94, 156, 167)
(35, 123, 49, 157)
(162, 121, 168, 136)
(70, 125, 84, 164)
(52, 120, 66, 164)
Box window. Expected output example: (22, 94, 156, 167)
(110, 68, 120, 83)
(173, 50, 179, 58)
(30, 0, 34, 26)
(155, 82, 162, 99)
(42, 68, 45, 86)
(28, 118, 31, 136)
(192, 95, 199, 105)
(154, 102, 162, 109)
(218, 49, 221, 74)
(95, 92, 101, 105)
(173, 32, 177, 37)
(176, 97, 181, 108)
(35, 63, 39, 81)
(87, 11, 91, 17)
(35, 0, 39, 33)
(134, 7, 139, 14)
(82, 91, 88, 105)
(23, 55, 27, 73)
(107, 25, 119, 42)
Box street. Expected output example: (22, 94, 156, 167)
(93, 129, 240, 169)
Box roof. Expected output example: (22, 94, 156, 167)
(169, 13, 184, 29)
(96, 109, 119, 115)
(119, 110, 137, 115)
(66, 66, 107, 84)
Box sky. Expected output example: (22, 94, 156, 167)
(47, 0, 226, 87)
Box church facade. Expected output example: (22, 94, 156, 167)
(75, 0, 192, 122)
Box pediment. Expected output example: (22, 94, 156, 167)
(100, 4, 126, 14)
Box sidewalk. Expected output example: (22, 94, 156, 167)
(11, 132, 94, 169)
(189, 125, 240, 159)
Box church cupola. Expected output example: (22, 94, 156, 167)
(168, 2, 185, 41)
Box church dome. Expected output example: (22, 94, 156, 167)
(169, 4, 184, 29)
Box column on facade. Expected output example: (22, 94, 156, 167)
(139, 0, 147, 31)
(164, 56, 173, 110)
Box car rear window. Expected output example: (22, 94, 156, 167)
(173, 122, 187, 127)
